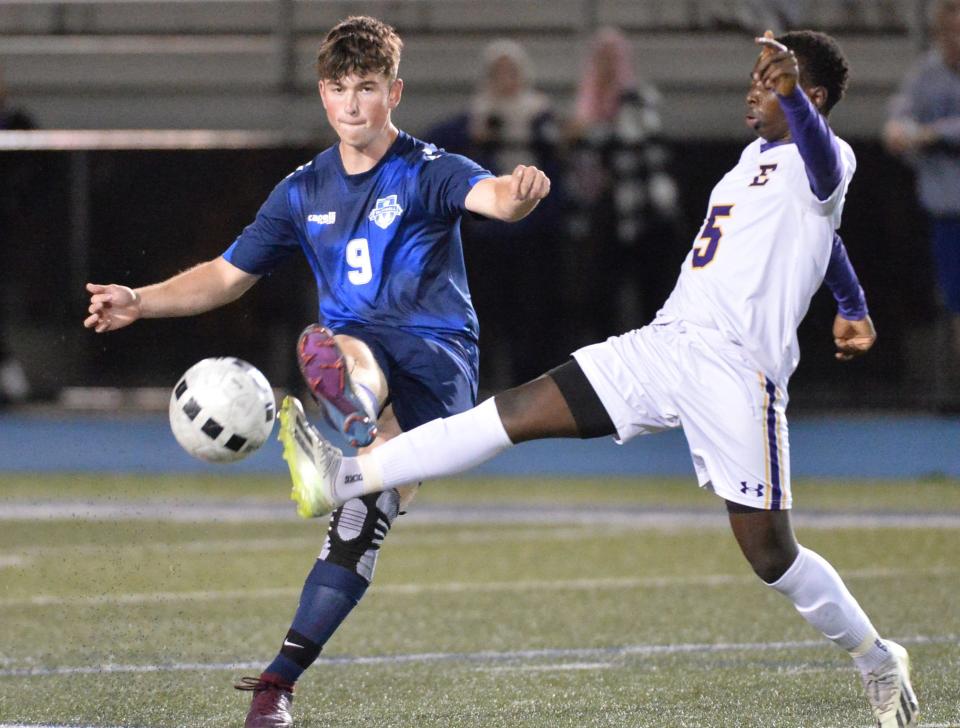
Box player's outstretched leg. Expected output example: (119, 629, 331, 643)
(234, 674, 294, 728)
(279, 395, 348, 518)
(281, 369, 593, 519)
(297, 324, 378, 448)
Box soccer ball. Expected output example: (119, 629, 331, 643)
(169, 357, 276, 463)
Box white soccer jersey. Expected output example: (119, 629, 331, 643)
(656, 136, 856, 387)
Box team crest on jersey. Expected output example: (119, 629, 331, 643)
(369, 194, 404, 230)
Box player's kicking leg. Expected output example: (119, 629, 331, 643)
(296, 324, 380, 448)
(727, 505, 918, 727)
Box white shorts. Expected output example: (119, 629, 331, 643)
(573, 321, 792, 510)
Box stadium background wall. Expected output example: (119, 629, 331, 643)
(1, 139, 950, 411)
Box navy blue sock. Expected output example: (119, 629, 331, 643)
(264, 559, 369, 684)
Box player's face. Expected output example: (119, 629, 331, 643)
(319, 72, 403, 151)
(745, 61, 789, 142)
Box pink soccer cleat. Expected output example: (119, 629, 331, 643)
(296, 324, 377, 448)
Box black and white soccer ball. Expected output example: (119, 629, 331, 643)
(168, 357, 276, 463)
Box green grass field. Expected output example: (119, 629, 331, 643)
(1, 474, 958, 727)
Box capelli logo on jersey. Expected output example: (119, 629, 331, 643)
(307, 212, 336, 225)
(369, 194, 404, 230)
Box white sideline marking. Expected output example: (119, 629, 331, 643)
(0, 555, 28, 568)
(0, 634, 954, 678)
(5, 537, 310, 559)
(479, 661, 616, 673)
(0, 526, 629, 560)
(3, 500, 960, 530)
(0, 566, 952, 609)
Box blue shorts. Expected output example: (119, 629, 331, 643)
(333, 325, 479, 431)
(932, 216, 960, 314)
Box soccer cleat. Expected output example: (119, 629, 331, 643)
(861, 641, 919, 728)
(297, 324, 377, 448)
(235, 673, 294, 728)
(279, 395, 345, 519)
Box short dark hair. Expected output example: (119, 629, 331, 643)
(776, 30, 849, 113)
(316, 16, 403, 82)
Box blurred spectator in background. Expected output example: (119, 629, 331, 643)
(427, 39, 566, 387)
(884, 0, 960, 361)
(0, 64, 36, 406)
(564, 27, 681, 342)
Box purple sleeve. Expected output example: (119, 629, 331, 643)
(824, 233, 868, 320)
(778, 87, 843, 201)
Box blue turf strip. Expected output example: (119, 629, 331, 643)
(0, 412, 958, 478)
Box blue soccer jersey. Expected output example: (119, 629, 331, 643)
(223, 131, 493, 346)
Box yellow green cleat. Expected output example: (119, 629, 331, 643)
(278, 395, 343, 519)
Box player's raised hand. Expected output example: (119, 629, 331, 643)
(509, 164, 551, 202)
(84, 282, 142, 333)
(832, 313, 876, 362)
(754, 30, 798, 96)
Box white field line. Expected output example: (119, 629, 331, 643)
(0, 634, 955, 679)
(0, 526, 633, 560)
(478, 661, 617, 673)
(3, 500, 960, 530)
(0, 566, 953, 610)
(0, 555, 28, 568)
(5, 724, 953, 728)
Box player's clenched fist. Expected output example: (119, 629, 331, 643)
(754, 30, 799, 96)
(84, 282, 142, 333)
(509, 164, 551, 201)
(832, 314, 877, 362)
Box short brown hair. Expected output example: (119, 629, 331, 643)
(316, 16, 403, 81)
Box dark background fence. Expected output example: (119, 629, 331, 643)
(1, 137, 950, 410)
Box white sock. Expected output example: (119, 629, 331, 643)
(355, 398, 512, 493)
(769, 546, 886, 670)
(330, 456, 368, 502)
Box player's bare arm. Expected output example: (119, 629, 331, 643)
(833, 314, 877, 362)
(754, 31, 798, 96)
(84, 256, 259, 333)
(464, 164, 551, 222)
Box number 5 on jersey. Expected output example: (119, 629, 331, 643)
(692, 205, 734, 268)
(346, 237, 372, 285)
